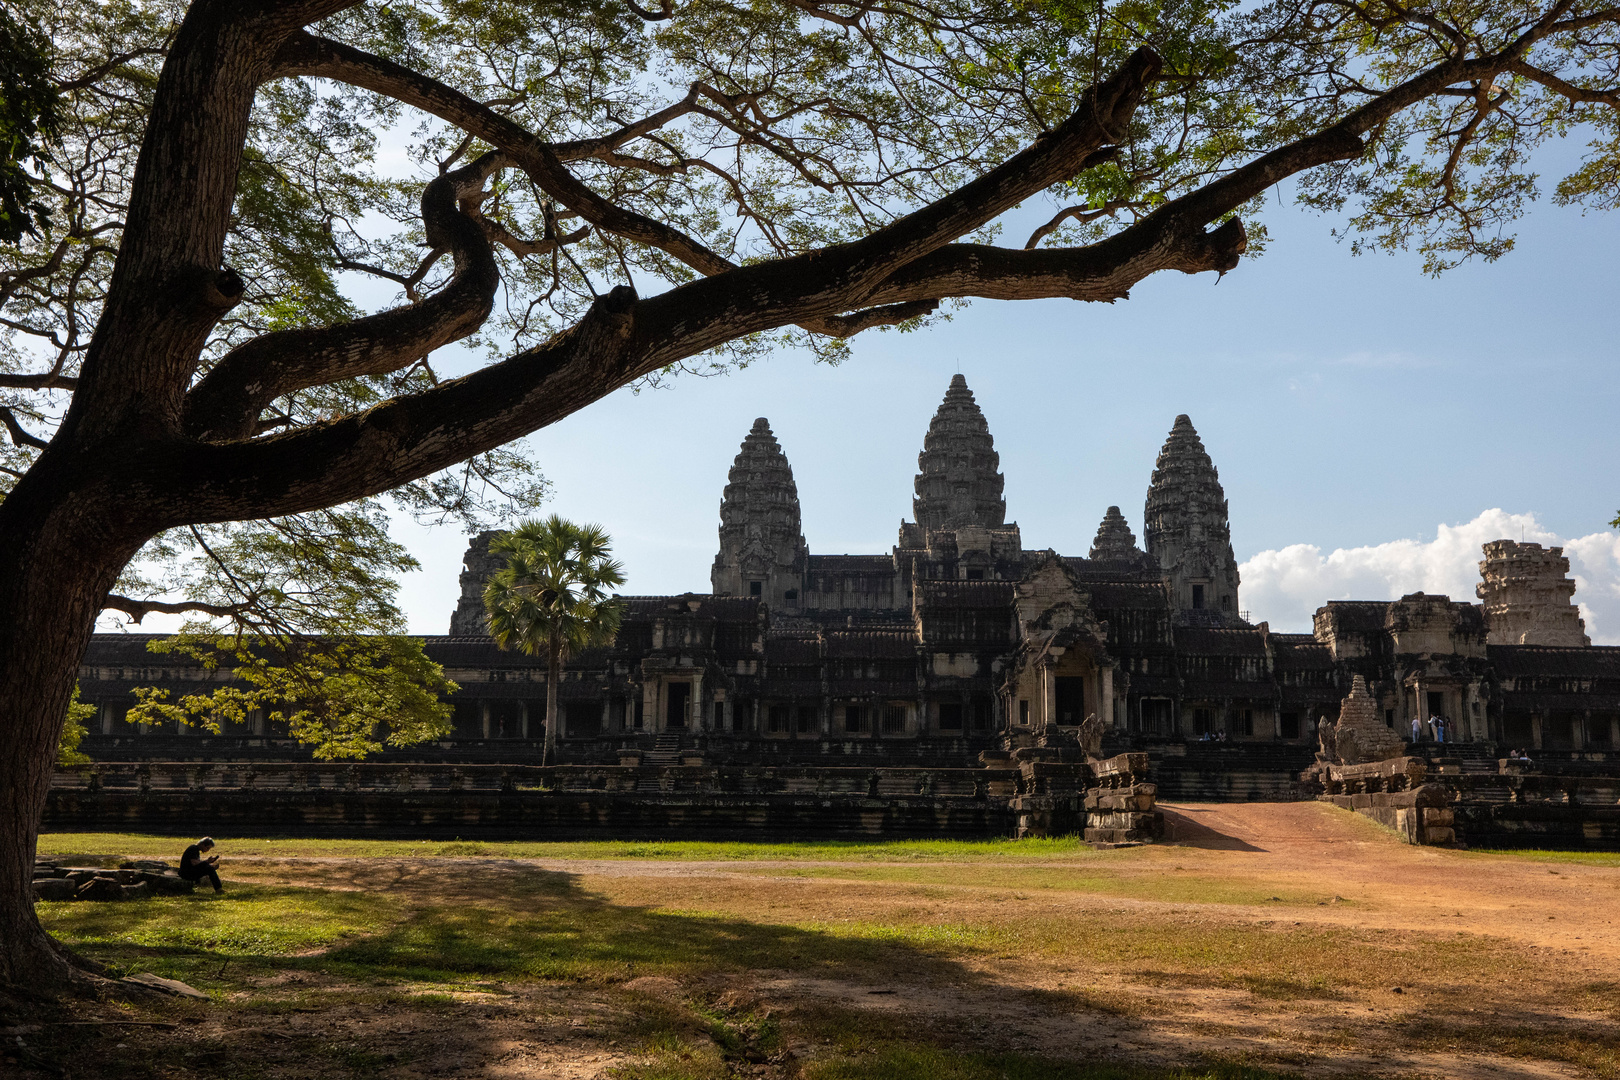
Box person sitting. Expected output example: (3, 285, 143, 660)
(179, 837, 222, 893)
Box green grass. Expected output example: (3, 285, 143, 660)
(38, 831, 1107, 863)
(1469, 848, 1620, 867)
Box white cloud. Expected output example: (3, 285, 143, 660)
(1240, 509, 1620, 645)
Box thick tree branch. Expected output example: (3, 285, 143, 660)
(181, 151, 504, 442)
(100, 595, 252, 624)
(275, 34, 1159, 331)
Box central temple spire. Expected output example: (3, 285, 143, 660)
(1144, 414, 1241, 620)
(712, 417, 807, 607)
(912, 374, 1006, 533)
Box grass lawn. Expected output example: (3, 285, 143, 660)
(16, 811, 1620, 1080)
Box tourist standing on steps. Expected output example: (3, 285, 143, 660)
(179, 837, 223, 893)
(1434, 716, 1446, 744)
(1410, 715, 1423, 744)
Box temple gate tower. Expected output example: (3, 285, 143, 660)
(712, 418, 808, 608)
(899, 374, 1021, 577)
(1477, 540, 1591, 646)
(1144, 415, 1241, 620)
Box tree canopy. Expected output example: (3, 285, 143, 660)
(1, 0, 1618, 993)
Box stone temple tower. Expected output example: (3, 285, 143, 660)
(1144, 415, 1241, 620)
(899, 375, 1022, 577)
(1089, 506, 1142, 561)
(912, 374, 1006, 534)
(712, 418, 808, 608)
(1477, 540, 1590, 646)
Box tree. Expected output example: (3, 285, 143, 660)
(2, 0, 1618, 995)
(483, 517, 625, 767)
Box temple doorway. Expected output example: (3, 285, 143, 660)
(1055, 677, 1085, 726)
(666, 681, 691, 730)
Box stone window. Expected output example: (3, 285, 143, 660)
(1238, 709, 1253, 737)
(1279, 711, 1300, 739)
(965, 567, 985, 580)
(784, 589, 798, 601)
(972, 696, 992, 730)
(938, 702, 963, 730)
(796, 706, 818, 734)
(1193, 707, 1214, 734)
(883, 705, 907, 733)
(1191, 584, 1205, 610)
(749, 581, 763, 597)
(1384, 708, 1395, 729)
(844, 705, 865, 733)
(768, 705, 789, 733)
(1018, 699, 1030, 726)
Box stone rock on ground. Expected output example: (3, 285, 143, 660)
(121, 881, 153, 900)
(122, 859, 172, 871)
(31, 877, 77, 902)
(144, 872, 195, 895)
(75, 877, 125, 901)
(120, 973, 209, 1000)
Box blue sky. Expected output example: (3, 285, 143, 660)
(388, 173, 1620, 642)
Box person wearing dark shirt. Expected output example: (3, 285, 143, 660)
(179, 837, 222, 893)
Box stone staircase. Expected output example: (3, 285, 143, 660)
(634, 733, 686, 792)
(1145, 742, 1318, 802)
(1414, 742, 1502, 775)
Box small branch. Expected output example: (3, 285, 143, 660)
(1025, 200, 1144, 249)
(804, 299, 940, 338)
(0, 373, 78, 391)
(0, 406, 50, 449)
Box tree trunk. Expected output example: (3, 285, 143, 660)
(0, 463, 150, 994)
(544, 638, 560, 768)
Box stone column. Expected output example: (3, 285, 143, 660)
(519, 700, 530, 739)
(644, 680, 660, 733)
(1043, 666, 1056, 733)
(1101, 665, 1115, 730)
(692, 672, 705, 730)
(480, 701, 492, 739)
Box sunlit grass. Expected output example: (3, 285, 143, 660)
(36, 882, 397, 958)
(38, 831, 1106, 863)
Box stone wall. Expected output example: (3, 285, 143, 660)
(46, 757, 1157, 843)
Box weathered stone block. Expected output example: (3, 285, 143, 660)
(76, 877, 124, 901)
(32, 877, 77, 902)
(142, 872, 195, 895)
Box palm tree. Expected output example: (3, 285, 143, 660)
(482, 516, 625, 766)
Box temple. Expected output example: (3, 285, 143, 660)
(76, 376, 1620, 769)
